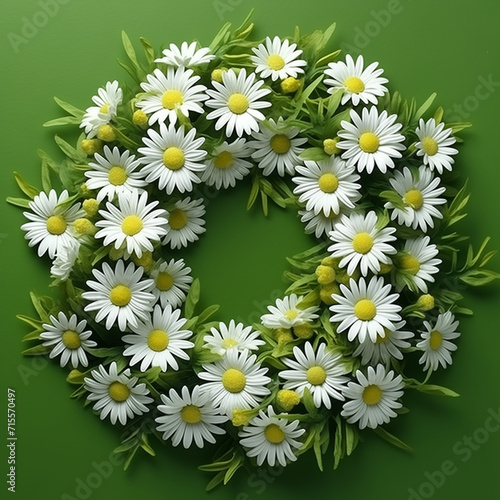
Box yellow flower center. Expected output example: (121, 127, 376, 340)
(108, 381, 130, 402)
(156, 271, 174, 291)
(46, 215, 67, 235)
(352, 232, 374, 254)
(429, 330, 443, 350)
(359, 132, 380, 153)
(227, 93, 249, 114)
(267, 53, 286, 71)
(161, 89, 184, 110)
(121, 215, 143, 236)
(399, 254, 421, 275)
(109, 285, 132, 307)
(180, 405, 202, 424)
(362, 385, 382, 405)
(318, 173, 339, 193)
(264, 423, 286, 444)
(163, 147, 185, 170)
(168, 209, 188, 230)
(354, 299, 377, 321)
(404, 189, 424, 210)
(61, 330, 81, 349)
(270, 134, 291, 154)
(284, 309, 299, 321)
(214, 151, 233, 169)
(147, 329, 169, 352)
(306, 365, 327, 385)
(344, 76, 365, 94)
(108, 166, 128, 186)
(422, 136, 438, 156)
(222, 368, 246, 393)
(221, 338, 238, 349)
(99, 103, 110, 114)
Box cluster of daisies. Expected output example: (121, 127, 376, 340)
(13, 20, 493, 483)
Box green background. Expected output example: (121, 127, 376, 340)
(1, 1, 500, 499)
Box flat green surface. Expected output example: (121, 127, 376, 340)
(1, 1, 500, 499)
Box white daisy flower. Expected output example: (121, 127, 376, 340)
(415, 118, 458, 174)
(21, 189, 84, 259)
(84, 361, 153, 425)
(156, 385, 228, 448)
(327, 211, 397, 276)
(385, 166, 446, 232)
(201, 138, 253, 189)
(95, 190, 168, 258)
(50, 237, 81, 282)
(198, 348, 271, 417)
(85, 146, 148, 202)
(293, 156, 362, 216)
(279, 342, 349, 409)
(239, 405, 305, 467)
(40, 312, 97, 368)
(324, 55, 388, 106)
(150, 258, 193, 308)
(162, 197, 206, 249)
(416, 311, 460, 371)
(337, 107, 406, 174)
(249, 117, 307, 176)
(330, 276, 402, 343)
(341, 364, 404, 429)
(138, 123, 207, 194)
(352, 320, 414, 365)
(155, 41, 215, 67)
(395, 236, 441, 293)
(136, 67, 207, 126)
(299, 207, 352, 239)
(203, 320, 265, 356)
(82, 259, 155, 331)
(251, 36, 307, 81)
(122, 304, 194, 372)
(80, 80, 123, 138)
(260, 293, 319, 329)
(205, 68, 271, 137)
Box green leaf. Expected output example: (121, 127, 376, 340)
(22, 344, 50, 356)
(197, 304, 220, 325)
(43, 116, 82, 127)
(121, 31, 146, 80)
(373, 426, 413, 452)
(41, 160, 52, 192)
(414, 92, 437, 121)
(299, 147, 329, 162)
(6, 197, 31, 208)
(416, 384, 460, 397)
(205, 471, 225, 492)
(184, 278, 201, 319)
(53, 96, 85, 119)
(13, 172, 39, 199)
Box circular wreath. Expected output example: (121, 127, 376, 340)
(9, 15, 499, 489)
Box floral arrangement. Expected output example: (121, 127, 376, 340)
(8, 13, 500, 489)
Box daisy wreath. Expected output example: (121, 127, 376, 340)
(8, 13, 500, 490)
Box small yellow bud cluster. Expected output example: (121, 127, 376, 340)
(73, 218, 96, 236)
(81, 138, 103, 156)
(132, 251, 154, 272)
(82, 198, 99, 217)
(275, 328, 293, 346)
(280, 77, 301, 94)
(276, 389, 301, 411)
(292, 323, 314, 339)
(132, 109, 148, 127)
(323, 137, 342, 156)
(211, 68, 227, 83)
(417, 294, 435, 311)
(97, 124, 116, 142)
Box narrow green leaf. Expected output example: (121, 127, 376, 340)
(43, 116, 82, 127)
(416, 384, 460, 397)
(53, 96, 84, 119)
(6, 197, 31, 208)
(373, 426, 413, 452)
(184, 278, 201, 319)
(14, 172, 39, 199)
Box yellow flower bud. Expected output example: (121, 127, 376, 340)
(211, 68, 227, 83)
(82, 198, 99, 217)
(132, 251, 154, 272)
(323, 137, 342, 156)
(280, 76, 301, 94)
(73, 218, 96, 235)
(275, 328, 293, 346)
(417, 294, 435, 311)
(108, 246, 124, 261)
(293, 323, 314, 339)
(277, 389, 301, 411)
(315, 264, 336, 285)
(320, 283, 340, 305)
(132, 109, 148, 127)
(378, 262, 393, 275)
(97, 124, 116, 142)
(231, 409, 252, 427)
(81, 138, 102, 156)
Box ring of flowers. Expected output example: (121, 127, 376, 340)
(10, 15, 499, 489)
